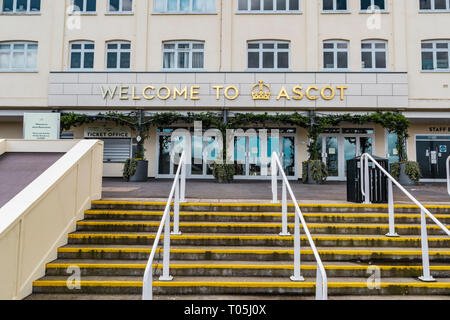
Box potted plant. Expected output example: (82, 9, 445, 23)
(302, 127, 328, 184)
(390, 134, 422, 186)
(212, 161, 236, 183)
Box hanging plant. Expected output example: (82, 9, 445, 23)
(122, 158, 138, 181)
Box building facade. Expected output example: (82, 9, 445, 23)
(0, 0, 449, 181)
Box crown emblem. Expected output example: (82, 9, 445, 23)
(251, 80, 271, 100)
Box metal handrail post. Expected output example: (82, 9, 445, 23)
(172, 177, 181, 235)
(447, 156, 450, 197)
(271, 155, 278, 203)
(159, 206, 173, 281)
(315, 265, 323, 300)
(180, 161, 186, 202)
(364, 155, 371, 204)
(386, 179, 399, 237)
(419, 209, 436, 282)
(290, 207, 304, 282)
(280, 180, 290, 236)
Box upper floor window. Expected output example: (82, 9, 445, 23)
(2, 0, 40, 13)
(0, 41, 38, 71)
(109, 0, 133, 12)
(106, 41, 131, 70)
(154, 0, 216, 13)
(323, 0, 347, 11)
(422, 40, 449, 71)
(323, 40, 349, 70)
(419, 0, 450, 11)
(237, 0, 300, 12)
(73, 0, 96, 13)
(247, 41, 289, 70)
(163, 41, 205, 70)
(361, 0, 385, 10)
(70, 41, 94, 70)
(361, 40, 387, 70)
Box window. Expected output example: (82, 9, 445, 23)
(323, 0, 347, 11)
(0, 42, 38, 71)
(237, 0, 300, 12)
(361, 0, 385, 10)
(163, 41, 204, 70)
(419, 0, 450, 11)
(72, 0, 96, 12)
(323, 40, 349, 70)
(154, 0, 216, 13)
(102, 139, 131, 163)
(361, 40, 387, 70)
(108, 0, 133, 12)
(1, 0, 40, 13)
(421, 40, 450, 71)
(70, 41, 94, 70)
(106, 41, 131, 70)
(247, 41, 289, 70)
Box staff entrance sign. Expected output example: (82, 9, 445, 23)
(23, 113, 60, 140)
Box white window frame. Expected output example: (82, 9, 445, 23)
(360, 0, 387, 11)
(322, 0, 349, 12)
(0, 41, 38, 72)
(419, 0, 450, 11)
(1, 0, 40, 13)
(106, 41, 132, 71)
(361, 40, 388, 71)
(72, 0, 96, 13)
(247, 40, 290, 71)
(236, 0, 301, 13)
(323, 40, 350, 71)
(107, 0, 133, 13)
(162, 41, 205, 71)
(69, 41, 95, 71)
(154, 0, 216, 13)
(421, 40, 450, 72)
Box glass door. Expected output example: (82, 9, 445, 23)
(322, 136, 339, 178)
(157, 132, 186, 177)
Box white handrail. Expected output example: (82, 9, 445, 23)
(447, 156, 450, 197)
(360, 153, 450, 282)
(271, 152, 328, 300)
(142, 151, 186, 300)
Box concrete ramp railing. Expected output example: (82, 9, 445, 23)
(0, 139, 103, 300)
(0, 139, 6, 156)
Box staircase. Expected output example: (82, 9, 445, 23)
(27, 201, 450, 300)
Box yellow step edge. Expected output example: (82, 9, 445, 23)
(57, 247, 450, 256)
(32, 280, 450, 289)
(91, 201, 450, 209)
(67, 233, 449, 242)
(45, 263, 450, 271)
(76, 221, 450, 230)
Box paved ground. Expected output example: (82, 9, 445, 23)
(0, 152, 64, 208)
(102, 178, 450, 205)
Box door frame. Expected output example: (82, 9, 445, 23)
(415, 134, 450, 182)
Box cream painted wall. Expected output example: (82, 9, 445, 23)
(0, 122, 23, 138)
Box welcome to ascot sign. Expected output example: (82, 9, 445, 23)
(100, 81, 348, 102)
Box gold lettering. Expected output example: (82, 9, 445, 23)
(212, 85, 224, 100)
(190, 86, 200, 100)
(336, 86, 348, 101)
(320, 86, 336, 100)
(142, 86, 155, 100)
(119, 86, 129, 100)
(224, 86, 239, 100)
(157, 86, 171, 100)
(292, 86, 304, 100)
(173, 86, 188, 100)
(131, 86, 141, 101)
(306, 86, 319, 100)
(101, 86, 117, 100)
(276, 86, 291, 100)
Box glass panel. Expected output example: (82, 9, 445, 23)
(419, 0, 431, 9)
(375, 51, 386, 68)
(177, 51, 189, 68)
(163, 52, 174, 69)
(191, 135, 203, 175)
(251, 0, 260, 10)
(30, 0, 40, 11)
(248, 43, 259, 49)
(107, 52, 117, 69)
(337, 42, 348, 49)
(154, 0, 165, 12)
(86, 0, 96, 11)
(234, 137, 246, 176)
(337, 51, 348, 68)
(324, 51, 334, 69)
(16, 0, 27, 11)
(84, 52, 94, 68)
(109, 0, 120, 11)
(276, 0, 286, 10)
(436, 52, 449, 69)
(107, 43, 118, 49)
(361, 52, 372, 68)
(387, 133, 399, 163)
(326, 137, 339, 177)
(74, 0, 84, 11)
(282, 137, 295, 176)
(192, 43, 204, 49)
(264, 0, 273, 10)
(158, 136, 171, 175)
(361, 0, 371, 10)
(323, 43, 334, 49)
(336, 0, 347, 10)
(180, 0, 190, 11)
(121, 43, 131, 50)
(248, 136, 261, 176)
(422, 52, 434, 70)
(205, 136, 217, 175)
(421, 43, 433, 49)
(360, 137, 373, 155)
(323, 0, 333, 10)
(120, 52, 130, 68)
(262, 52, 274, 68)
(374, 0, 385, 10)
(344, 137, 357, 174)
(263, 43, 274, 49)
(164, 43, 175, 49)
(12, 51, 25, 68)
(248, 52, 259, 68)
(26, 49, 37, 69)
(123, 0, 133, 11)
(277, 52, 289, 68)
(437, 43, 449, 49)
(70, 52, 81, 68)
(192, 52, 204, 68)
(2, 0, 13, 11)
(167, 0, 177, 11)
(278, 43, 289, 49)
(238, 0, 248, 10)
(289, 0, 299, 10)
(267, 136, 280, 176)
(361, 42, 372, 49)
(375, 43, 386, 49)
(85, 43, 94, 50)
(0, 52, 10, 69)
(435, 0, 447, 9)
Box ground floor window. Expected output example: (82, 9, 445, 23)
(100, 138, 132, 163)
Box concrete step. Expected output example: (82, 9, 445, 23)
(66, 231, 450, 248)
(57, 244, 450, 262)
(90, 201, 450, 214)
(76, 220, 450, 236)
(84, 210, 450, 224)
(32, 275, 450, 296)
(44, 259, 450, 278)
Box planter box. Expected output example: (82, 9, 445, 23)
(129, 160, 148, 182)
(398, 162, 416, 186)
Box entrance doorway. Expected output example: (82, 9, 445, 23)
(416, 135, 450, 180)
(318, 128, 374, 180)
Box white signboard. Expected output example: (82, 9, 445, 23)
(84, 126, 131, 138)
(23, 113, 60, 140)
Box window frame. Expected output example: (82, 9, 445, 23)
(0, 41, 38, 72)
(1, 0, 41, 14)
(323, 40, 350, 71)
(421, 40, 450, 72)
(361, 40, 388, 71)
(360, 0, 387, 11)
(105, 41, 132, 71)
(236, 0, 302, 13)
(107, 0, 133, 13)
(153, 0, 216, 14)
(322, 0, 349, 12)
(246, 40, 290, 71)
(162, 41, 205, 71)
(69, 41, 95, 71)
(419, 0, 450, 12)
(72, 0, 97, 13)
